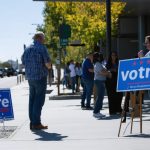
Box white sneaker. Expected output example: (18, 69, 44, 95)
(93, 113, 105, 118)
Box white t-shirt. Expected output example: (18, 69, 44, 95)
(145, 51, 150, 57)
(69, 63, 76, 77)
(75, 67, 82, 76)
(94, 62, 106, 81)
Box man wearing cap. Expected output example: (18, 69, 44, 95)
(22, 32, 51, 130)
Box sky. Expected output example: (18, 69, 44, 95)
(0, 0, 44, 63)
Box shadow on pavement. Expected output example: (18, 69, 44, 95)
(32, 130, 68, 141)
(49, 94, 81, 100)
(97, 115, 121, 120)
(124, 133, 150, 138)
(46, 89, 53, 94)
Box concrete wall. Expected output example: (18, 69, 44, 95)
(118, 37, 138, 60)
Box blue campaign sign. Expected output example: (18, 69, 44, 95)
(0, 89, 14, 121)
(117, 57, 150, 92)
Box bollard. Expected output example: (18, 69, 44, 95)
(20, 75, 21, 83)
(17, 74, 23, 84)
(17, 75, 19, 84)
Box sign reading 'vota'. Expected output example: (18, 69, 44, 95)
(117, 57, 150, 92)
(0, 89, 14, 121)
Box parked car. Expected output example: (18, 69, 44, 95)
(6, 68, 17, 77)
(22, 68, 25, 75)
(0, 68, 4, 78)
(2, 68, 7, 76)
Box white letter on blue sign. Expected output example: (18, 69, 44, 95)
(2, 98, 9, 107)
(145, 67, 150, 78)
(121, 70, 129, 81)
(138, 67, 145, 79)
(121, 67, 150, 81)
(129, 70, 138, 80)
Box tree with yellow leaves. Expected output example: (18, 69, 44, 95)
(42, 1, 126, 63)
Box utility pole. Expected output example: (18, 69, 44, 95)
(106, 0, 111, 59)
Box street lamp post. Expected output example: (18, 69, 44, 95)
(106, 0, 111, 59)
(32, 23, 42, 28)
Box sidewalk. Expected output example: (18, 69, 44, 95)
(0, 81, 150, 150)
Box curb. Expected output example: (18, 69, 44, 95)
(49, 94, 81, 100)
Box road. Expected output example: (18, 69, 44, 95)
(0, 76, 18, 88)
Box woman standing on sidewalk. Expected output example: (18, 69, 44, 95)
(69, 60, 76, 94)
(93, 52, 111, 118)
(105, 51, 123, 115)
(75, 62, 82, 92)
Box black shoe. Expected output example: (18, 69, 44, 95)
(30, 122, 33, 130)
(109, 112, 117, 115)
(81, 102, 85, 108)
(85, 106, 93, 110)
(81, 103, 85, 107)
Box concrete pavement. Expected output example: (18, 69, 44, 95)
(0, 81, 150, 150)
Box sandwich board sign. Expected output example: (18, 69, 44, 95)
(0, 89, 14, 121)
(117, 57, 150, 92)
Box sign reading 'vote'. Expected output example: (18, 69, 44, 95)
(0, 89, 14, 121)
(117, 57, 150, 92)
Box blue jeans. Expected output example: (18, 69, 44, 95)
(28, 77, 47, 126)
(71, 76, 76, 93)
(93, 80, 105, 114)
(81, 79, 94, 107)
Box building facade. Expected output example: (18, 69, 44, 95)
(116, 0, 150, 59)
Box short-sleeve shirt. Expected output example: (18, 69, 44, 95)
(145, 51, 150, 58)
(69, 63, 76, 77)
(75, 67, 82, 76)
(21, 41, 50, 80)
(82, 58, 94, 80)
(94, 62, 106, 81)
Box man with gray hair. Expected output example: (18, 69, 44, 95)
(22, 31, 51, 130)
(144, 35, 150, 57)
(143, 35, 150, 98)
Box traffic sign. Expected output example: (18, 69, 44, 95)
(60, 38, 68, 46)
(59, 24, 71, 39)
